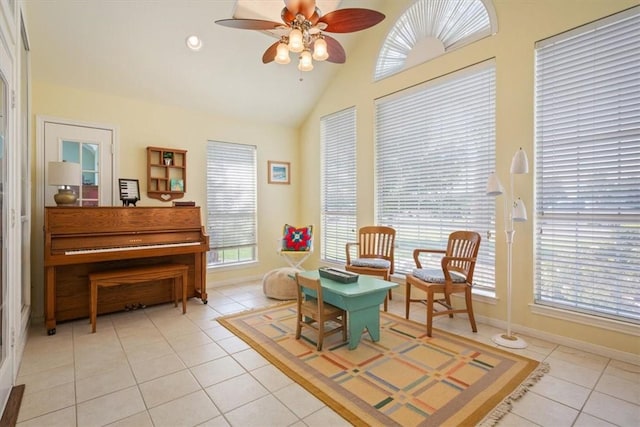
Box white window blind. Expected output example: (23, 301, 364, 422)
(534, 7, 640, 323)
(375, 61, 496, 289)
(321, 107, 357, 263)
(206, 141, 257, 267)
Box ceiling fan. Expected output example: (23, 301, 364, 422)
(215, 0, 385, 71)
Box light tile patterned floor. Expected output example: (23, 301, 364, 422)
(16, 281, 640, 426)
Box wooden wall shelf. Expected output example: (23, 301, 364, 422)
(147, 146, 187, 201)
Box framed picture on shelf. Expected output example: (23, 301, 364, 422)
(119, 178, 140, 206)
(170, 178, 184, 192)
(268, 161, 290, 185)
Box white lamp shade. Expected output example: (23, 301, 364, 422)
(288, 28, 304, 53)
(512, 198, 528, 222)
(298, 50, 313, 71)
(48, 161, 81, 186)
(510, 148, 529, 174)
(486, 172, 504, 196)
(275, 42, 290, 64)
(312, 37, 328, 61)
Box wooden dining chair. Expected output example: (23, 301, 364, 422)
(345, 226, 396, 311)
(295, 273, 347, 351)
(405, 231, 481, 337)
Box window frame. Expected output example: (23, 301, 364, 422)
(375, 60, 497, 291)
(206, 140, 258, 268)
(533, 6, 640, 324)
(320, 107, 357, 264)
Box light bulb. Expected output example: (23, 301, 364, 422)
(312, 37, 328, 61)
(275, 42, 290, 64)
(288, 28, 304, 53)
(298, 50, 313, 71)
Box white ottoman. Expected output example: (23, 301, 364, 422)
(262, 267, 300, 300)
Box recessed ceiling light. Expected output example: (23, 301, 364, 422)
(186, 35, 203, 51)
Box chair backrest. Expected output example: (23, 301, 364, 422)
(295, 273, 325, 311)
(357, 226, 396, 273)
(446, 231, 481, 283)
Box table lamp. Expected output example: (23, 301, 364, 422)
(48, 161, 81, 206)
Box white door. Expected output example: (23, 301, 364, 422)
(43, 121, 114, 207)
(32, 118, 116, 325)
(0, 16, 15, 409)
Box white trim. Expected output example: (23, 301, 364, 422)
(529, 303, 639, 337)
(207, 274, 264, 289)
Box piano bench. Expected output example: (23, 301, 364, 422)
(89, 263, 189, 333)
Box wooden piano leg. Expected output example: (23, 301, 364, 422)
(45, 267, 57, 335)
(196, 253, 208, 304)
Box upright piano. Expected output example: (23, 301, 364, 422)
(44, 206, 209, 335)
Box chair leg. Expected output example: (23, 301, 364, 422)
(383, 295, 388, 312)
(295, 313, 302, 340)
(466, 288, 478, 333)
(317, 321, 324, 351)
(444, 292, 454, 318)
(405, 282, 411, 319)
(388, 289, 393, 300)
(427, 289, 434, 337)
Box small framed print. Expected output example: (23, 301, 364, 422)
(268, 161, 290, 185)
(119, 178, 140, 206)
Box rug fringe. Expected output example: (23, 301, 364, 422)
(477, 362, 550, 426)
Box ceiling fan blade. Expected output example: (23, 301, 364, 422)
(323, 36, 346, 64)
(319, 9, 385, 33)
(215, 18, 284, 31)
(262, 41, 280, 64)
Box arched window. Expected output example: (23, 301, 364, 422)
(374, 0, 497, 80)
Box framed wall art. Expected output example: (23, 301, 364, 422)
(268, 160, 290, 185)
(119, 178, 140, 206)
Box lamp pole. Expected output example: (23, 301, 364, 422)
(487, 148, 528, 349)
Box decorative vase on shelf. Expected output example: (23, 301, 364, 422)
(164, 158, 172, 166)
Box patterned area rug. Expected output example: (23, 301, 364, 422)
(218, 302, 548, 427)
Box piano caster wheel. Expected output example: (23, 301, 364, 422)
(47, 328, 56, 336)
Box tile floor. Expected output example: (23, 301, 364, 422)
(15, 280, 640, 426)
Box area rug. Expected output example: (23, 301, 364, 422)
(218, 302, 548, 427)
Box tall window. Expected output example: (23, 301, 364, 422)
(321, 107, 357, 263)
(376, 60, 496, 290)
(534, 7, 640, 323)
(206, 141, 257, 267)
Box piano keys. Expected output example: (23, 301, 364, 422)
(44, 206, 209, 335)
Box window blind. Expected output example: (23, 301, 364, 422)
(206, 141, 257, 266)
(321, 107, 357, 263)
(375, 61, 496, 289)
(534, 7, 640, 323)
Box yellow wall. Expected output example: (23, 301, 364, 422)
(298, 0, 640, 356)
(31, 81, 301, 318)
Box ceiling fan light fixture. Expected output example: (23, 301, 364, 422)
(298, 49, 313, 71)
(288, 28, 304, 53)
(275, 42, 291, 64)
(312, 37, 328, 61)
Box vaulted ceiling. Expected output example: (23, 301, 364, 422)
(25, 0, 387, 127)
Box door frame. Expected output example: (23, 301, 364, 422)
(33, 116, 119, 323)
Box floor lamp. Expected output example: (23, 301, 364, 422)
(486, 148, 529, 349)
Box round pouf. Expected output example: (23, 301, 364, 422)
(262, 267, 300, 300)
